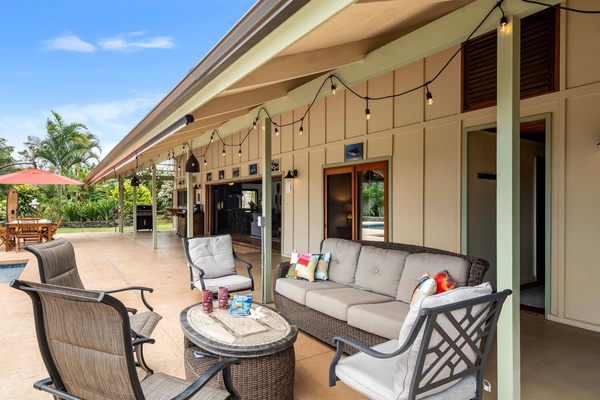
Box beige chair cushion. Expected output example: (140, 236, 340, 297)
(354, 246, 409, 297)
(335, 340, 477, 400)
(275, 278, 348, 305)
(194, 274, 253, 294)
(347, 301, 410, 340)
(186, 235, 236, 280)
(306, 287, 393, 321)
(396, 253, 471, 303)
(321, 238, 362, 285)
(393, 282, 492, 400)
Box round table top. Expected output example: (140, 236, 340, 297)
(180, 301, 297, 358)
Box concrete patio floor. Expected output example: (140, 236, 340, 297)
(1, 230, 599, 399)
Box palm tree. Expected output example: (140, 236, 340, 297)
(24, 110, 102, 203)
(25, 111, 101, 177)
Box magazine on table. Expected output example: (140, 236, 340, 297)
(228, 294, 253, 316)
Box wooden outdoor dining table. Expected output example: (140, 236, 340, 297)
(4, 218, 54, 252)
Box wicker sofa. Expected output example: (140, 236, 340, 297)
(273, 238, 489, 354)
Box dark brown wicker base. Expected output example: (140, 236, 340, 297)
(184, 343, 295, 400)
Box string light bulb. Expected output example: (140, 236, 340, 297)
(299, 120, 304, 136)
(252, 119, 257, 130)
(204, 158, 207, 166)
(222, 146, 226, 157)
(275, 126, 279, 136)
(330, 76, 336, 94)
(500, 15, 507, 31)
(365, 99, 371, 120)
(238, 146, 242, 157)
(425, 86, 434, 106)
(210, 133, 214, 143)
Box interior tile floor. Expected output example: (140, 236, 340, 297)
(1, 230, 599, 399)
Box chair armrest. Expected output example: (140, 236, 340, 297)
(171, 358, 241, 400)
(132, 335, 156, 347)
(233, 251, 254, 291)
(103, 286, 155, 311)
(34, 377, 85, 400)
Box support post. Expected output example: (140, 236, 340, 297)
(261, 118, 273, 303)
(132, 185, 137, 239)
(497, 14, 521, 400)
(118, 177, 124, 233)
(151, 161, 158, 249)
(186, 147, 195, 238)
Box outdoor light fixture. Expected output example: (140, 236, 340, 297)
(365, 99, 371, 120)
(426, 85, 434, 106)
(498, 2, 507, 32)
(131, 157, 140, 187)
(284, 169, 298, 179)
(183, 142, 200, 173)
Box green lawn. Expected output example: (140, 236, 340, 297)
(57, 220, 174, 233)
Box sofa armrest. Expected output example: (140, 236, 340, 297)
(273, 261, 291, 292)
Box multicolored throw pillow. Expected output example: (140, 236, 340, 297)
(314, 252, 331, 281)
(433, 270, 456, 294)
(411, 272, 437, 305)
(286, 252, 300, 278)
(294, 253, 321, 282)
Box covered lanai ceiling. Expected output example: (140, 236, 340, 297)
(86, 0, 546, 184)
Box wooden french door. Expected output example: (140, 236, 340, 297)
(324, 161, 388, 241)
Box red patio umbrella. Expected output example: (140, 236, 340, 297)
(0, 168, 84, 185)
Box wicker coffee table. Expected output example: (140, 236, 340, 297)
(180, 301, 298, 400)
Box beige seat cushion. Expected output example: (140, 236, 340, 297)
(306, 287, 393, 321)
(336, 340, 477, 400)
(396, 253, 471, 303)
(347, 301, 410, 340)
(275, 278, 348, 305)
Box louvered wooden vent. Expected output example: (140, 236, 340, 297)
(462, 8, 558, 112)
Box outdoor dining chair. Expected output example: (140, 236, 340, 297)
(329, 284, 511, 400)
(11, 279, 240, 400)
(40, 215, 62, 242)
(182, 234, 254, 295)
(25, 237, 162, 373)
(15, 217, 42, 252)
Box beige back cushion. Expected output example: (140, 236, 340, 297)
(394, 283, 493, 399)
(396, 253, 471, 303)
(187, 235, 236, 280)
(321, 239, 362, 285)
(354, 246, 410, 297)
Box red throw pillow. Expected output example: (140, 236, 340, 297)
(433, 270, 456, 294)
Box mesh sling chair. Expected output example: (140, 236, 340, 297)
(11, 280, 240, 400)
(25, 237, 162, 373)
(182, 235, 254, 295)
(329, 284, 511, 400)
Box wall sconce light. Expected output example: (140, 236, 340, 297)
(284, 169, 298, 179)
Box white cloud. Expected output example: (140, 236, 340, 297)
(43, 34, 96, 52)
(98, 35, 175, 52)
(0, 93, 163, 159)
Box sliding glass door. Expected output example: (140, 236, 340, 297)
(325, 161, 388, 241)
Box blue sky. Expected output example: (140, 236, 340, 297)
(0, 0, 255, 160)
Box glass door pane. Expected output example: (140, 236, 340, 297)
(357, 167, 386, 241)
(325, 171, 353, 239)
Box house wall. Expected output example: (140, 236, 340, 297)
(183, 1, 600, 332)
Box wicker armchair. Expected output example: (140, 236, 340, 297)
(11, 280, 240, 400)
(25, 238, 162, 373)
(329, 285, 511, 400)
(182, 235, 254, 295)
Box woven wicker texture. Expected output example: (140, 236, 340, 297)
(273, 240, 490, 355)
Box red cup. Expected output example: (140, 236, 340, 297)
(202, 289, 213, 313)
(218, 287, 229, 310)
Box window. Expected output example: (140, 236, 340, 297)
(462, 8, 559, 112)
(324, 161, 388, 241)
